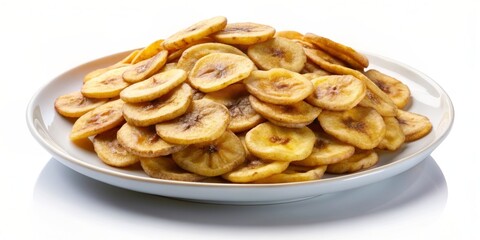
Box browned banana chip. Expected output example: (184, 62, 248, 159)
(254, 165, 327, 183)
(172, 130, 245, 177)
(318, 106, 386, 150)
(364, 69, 411, 109)
(140, 156, 206, 182)
(326, 149, 378, 174)
(162, 16, 227, 51)
(305, 49, 397, 116)
(81, 66, 131, 98)
(303, 47, 347, 67)
(377, 116, 405, 151)
(204, 83, 264, 132)
(54, 91, 108, 118)
(396, 109, 432, 142)
(274, 30, 304, 40)
(165, 37, 213, 63)
(304, 33, 369, 70)
(70, 99, 125, 141)
(188, 52, 255, 92)
(93, 127, 140, 167)
(155, 98, 230, 145)
(212, 22, 276, 45)
(244, 68, 314, 105)
(222, 158, 289, 183)
(83, 63, 131, 83)
(249, 95, 321, 128)
(306, 75, 366, 111)
(176, 42, 246, 74)
(117, 123, 185, 157)
(245, 122, 316, 162)
(131, 39, 164, 64)
(293, 125, 355, 166)
(122, 50, 168, 83)
(247, 37, 306, 72)
(122, 83, 193, 127)
(120, 69, 187, 103)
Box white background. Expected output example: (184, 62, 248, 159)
(1, 0, 478, 239)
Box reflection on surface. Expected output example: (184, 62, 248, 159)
(33, 156, 447, 227)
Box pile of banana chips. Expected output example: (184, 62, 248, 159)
(54, 16, 432, 184)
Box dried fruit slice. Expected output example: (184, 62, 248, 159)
(326, 150, 379, 174)
(188, 52, 255, 92)
(396, 109, 432, 142)
(204, 83, 264, 132)
(249, 95, 321, 128)
(70, 99, 125, 141)
(162, 16, 227, 51)
(364, 69, 411, 109)
(255, 165, 327, 183)
(172, 130, 245, 176)
(377, 116, 405, 151)
(222, 158, 289, 183)
(122, 50, 168, 83)
(120, 69, 187, 103)
(306, 75, 366, 111)
(274, 30, 303, 40)
(304, 33, 369, 70)
(140, 156, 206, 181)
(131, 39, 164, 64)
(211, 22, 276, 45)
(293, 126, 355, 166)
(83, 63, 131, 83)
(318, 106, 386, 149)
(176, 42, 246, 74)
(304, 49, 397, 116)
(54, 91, 108, 118)
(244, 68, 314, 105)
(122, 83, 192, 127)
(117, 123, 185, 157)
(155, 99, 230, 145)
(245, 122, 315, 162)
(81, 66, 130, 98)
(93, 128, 139, 167)
(247, 37, 306, 72)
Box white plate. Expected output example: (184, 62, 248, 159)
(26, 51, 454, 205)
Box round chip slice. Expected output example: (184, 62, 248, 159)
(70, 99, 125, 141)
(122, 83, 193, 127)
(122, 50, 168, 83)
(162, 16, 227, 51)
(377, 116, 405, 151)
(81, 66, 130, 98)
(318, 106, 386, 149)
(155, 98, 230, 145)
(247, 37, 306, 72)
(244, 68, 314, 105)
(93, 128, 140, 167)
(306, 75, 366, 111)
(176, 42, 246, 74)
(172, 130, 245, 176)
(54, 91, 108, 118)
(396, 109, 432, 142)
(211, 22, 276, 45)
(293, 125, 355, 166)
(222, 158, 289, 183)
(204, 83, 264, 132)
(117, 123, 185, 157)
(249, 95, 321, 128)
(120, 69, 187, 103)
(255, 165, 327, 183)
(188, 52, 255, 92)
(326, 150, 379, 174)
(245, 122, 315, 162)
(364, 69, 411, 109)
(140, 156, 206, 182)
